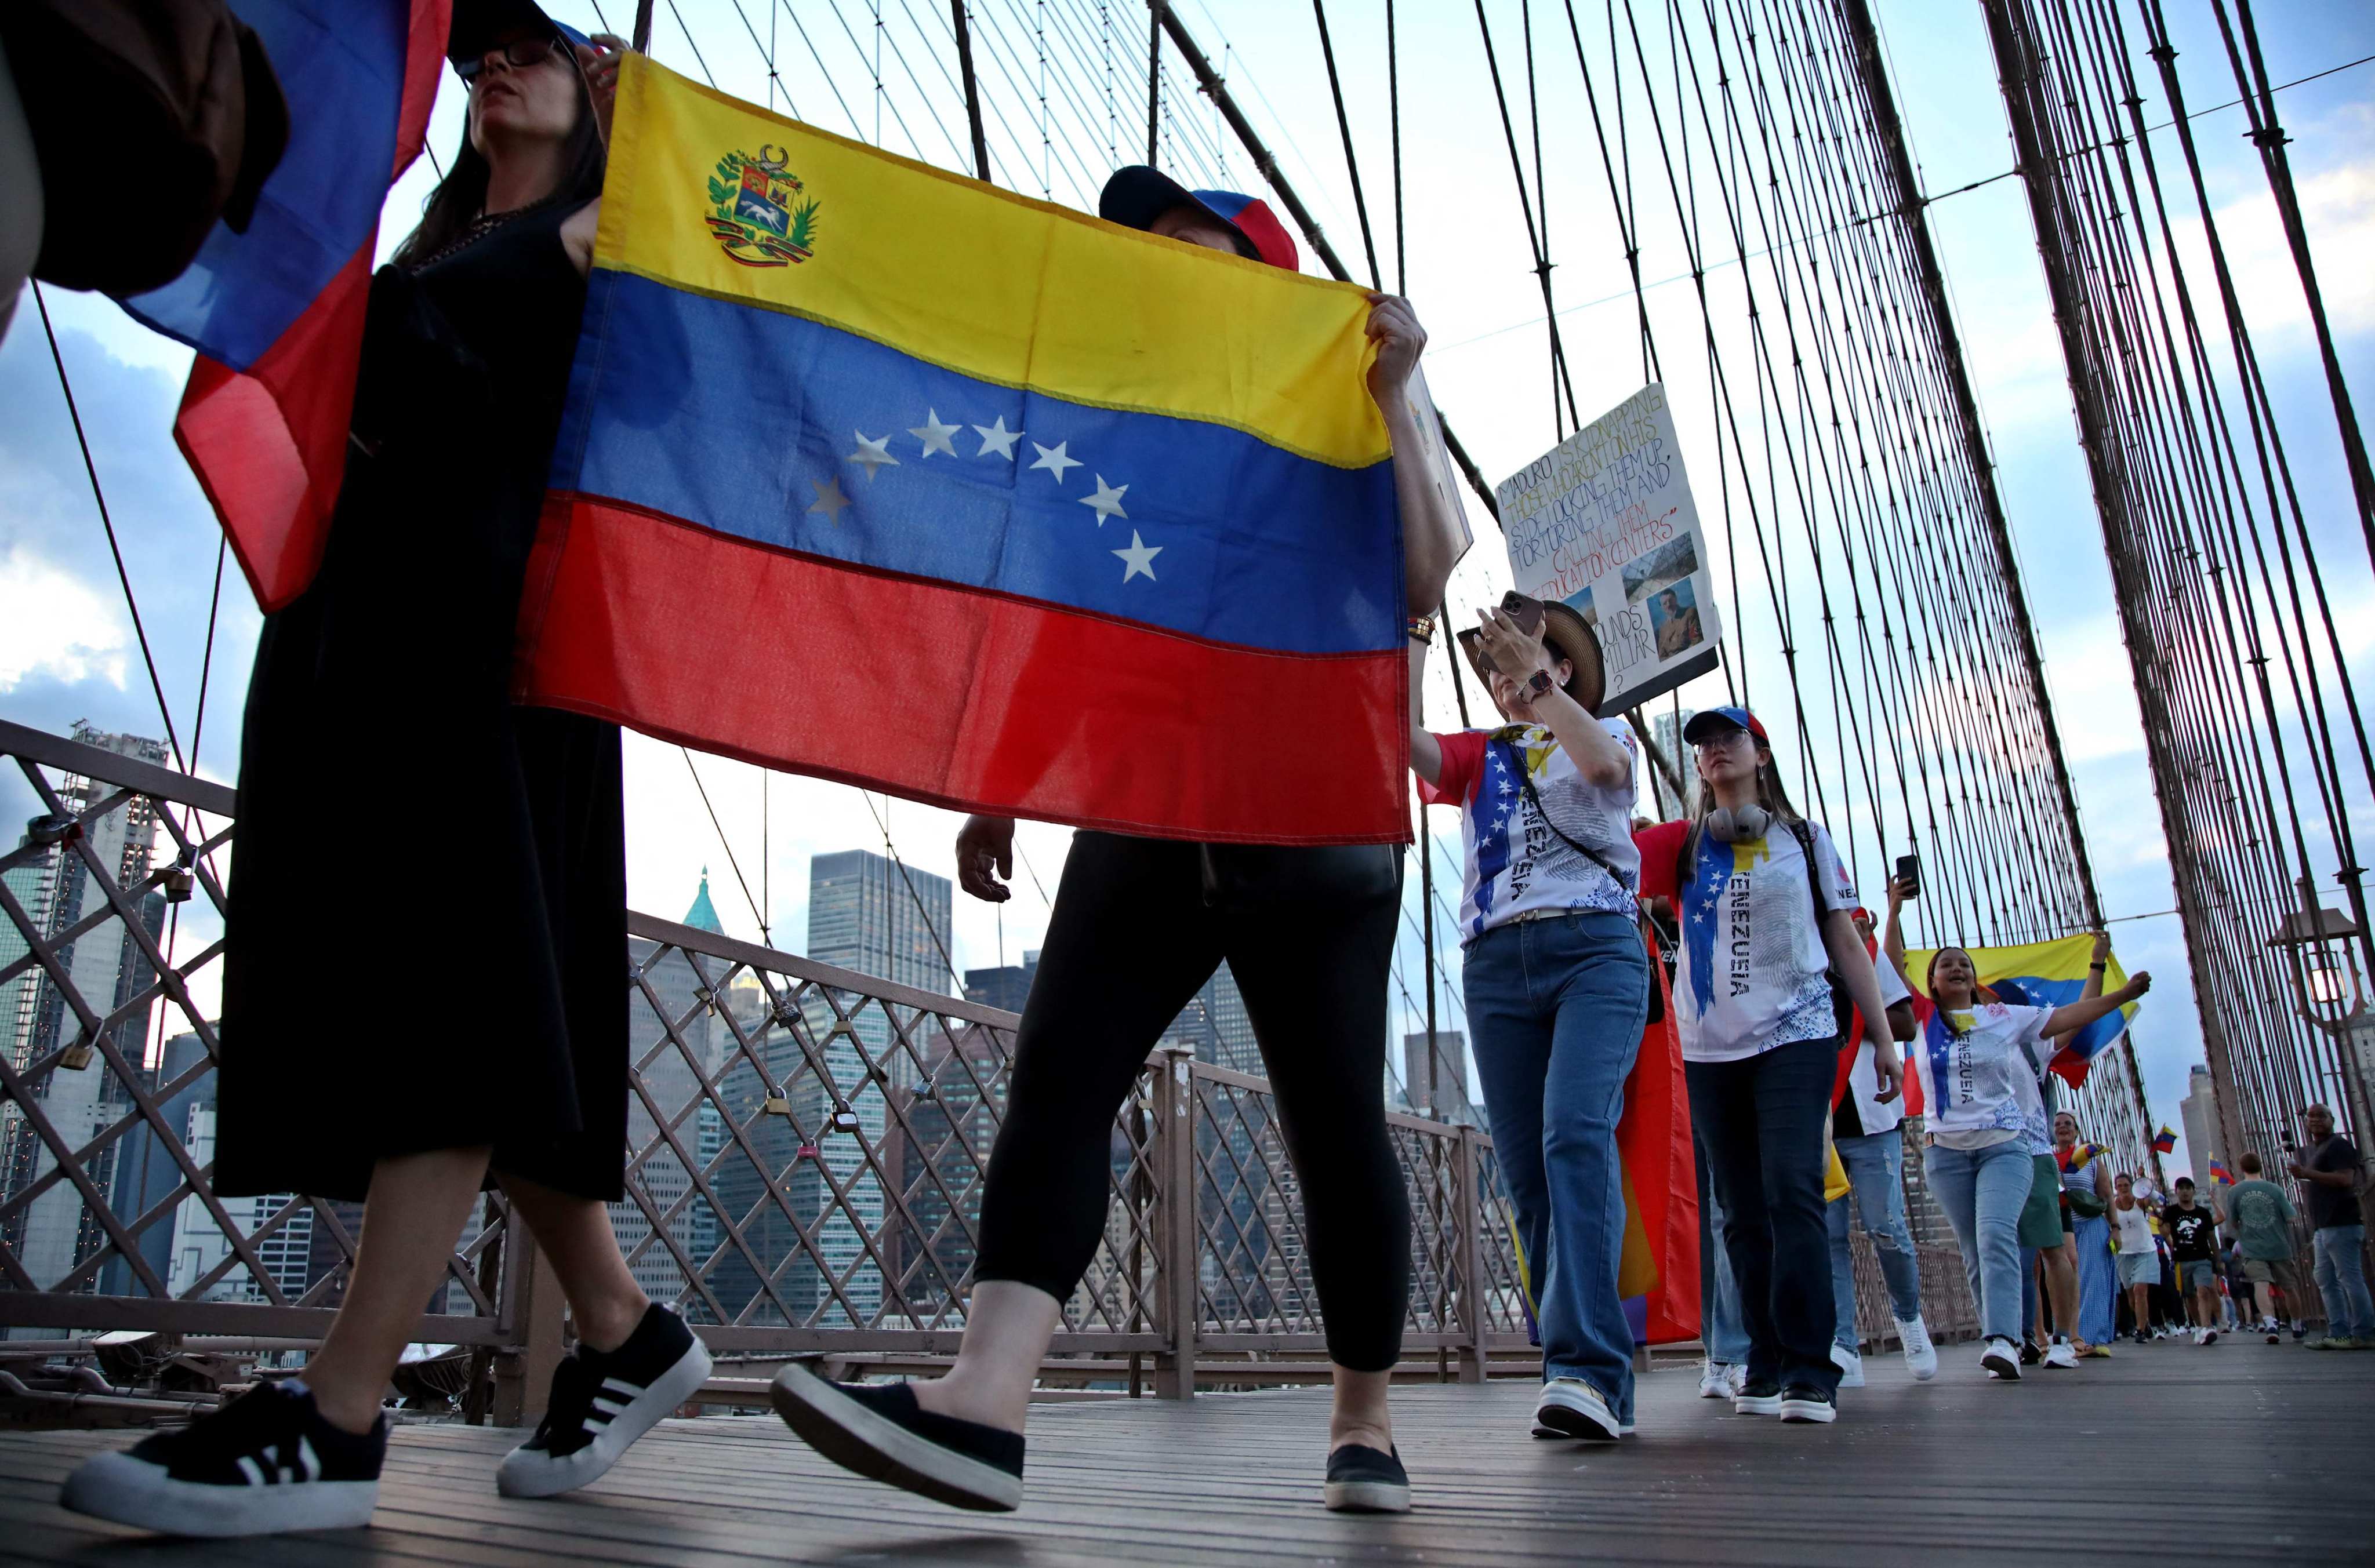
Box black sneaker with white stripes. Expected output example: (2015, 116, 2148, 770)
(59, 1380, 385, 1537)
(770, 1360, 1025, 1511)
(497, 1303, 713, 1498)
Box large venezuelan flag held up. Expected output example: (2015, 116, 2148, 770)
(515, 58, 1408, 843)
(1902, 934, 2141, 1097)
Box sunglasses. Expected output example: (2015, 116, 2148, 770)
(456, 34, 568, 84)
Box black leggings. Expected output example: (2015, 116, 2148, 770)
(974, 831, 1412, 1371)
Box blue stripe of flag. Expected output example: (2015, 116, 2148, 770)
(554, 270, 1403, 656)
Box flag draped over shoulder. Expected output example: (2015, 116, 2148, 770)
(1901, 934, 2139, 1097)
(515, 57, 1409, 844)
(126, 0, 449, 612)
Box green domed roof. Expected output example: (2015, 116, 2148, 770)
(684, 868, 724, 933)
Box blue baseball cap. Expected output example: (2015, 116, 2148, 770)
(1682, 705, 1769, 745)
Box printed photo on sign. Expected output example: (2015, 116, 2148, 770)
(1622, 535, 1700, 605)
(1649, 578, 1704, 658)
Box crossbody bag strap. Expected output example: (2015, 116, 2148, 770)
(1505, 740, 1628, 894)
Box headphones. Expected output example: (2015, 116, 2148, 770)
(1703, 803, 1772, 844)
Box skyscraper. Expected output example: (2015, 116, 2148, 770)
(713, 850, 952, 1327)
(1402, 1029, 1478, 1125)
(2178, 1064, 2221, 1191)
(1648, 707, 1697, 819)
(609, 872, 730, 1315)
(1, 725, 171, 1293)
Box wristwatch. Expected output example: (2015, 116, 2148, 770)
(1523, 669, 1554, 698)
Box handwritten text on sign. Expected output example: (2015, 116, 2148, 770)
(1496, 383, 1722, 714)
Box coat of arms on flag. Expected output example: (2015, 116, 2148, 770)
(706, 144, 820, 266)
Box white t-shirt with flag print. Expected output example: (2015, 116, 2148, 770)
(1661, 817, 1857, 1063)
(1910, 998, 2054, 1152)
(1839, 947, 1913, 1137)
(1420, 721, 1642, 940)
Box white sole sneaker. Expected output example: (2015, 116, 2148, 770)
(496, 1334, 714, 1498)
(60, 1450, 378, 1538)
(1778, 1392, 1837, 1424)
(1981, 1342, 2021, 1380)
(1733, 1390, 1784, 1415)
(1531, 1378, 1622, 1440)
(1831, 1351, 1865, 1389)
(769, 1362, 1025, 1512)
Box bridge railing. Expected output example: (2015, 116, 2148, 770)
(1, 718, 1966, 1418)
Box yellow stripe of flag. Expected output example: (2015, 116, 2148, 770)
(597, 57, 1392, 468)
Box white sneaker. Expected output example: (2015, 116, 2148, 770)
(1830, 1344, 1865, 1389)
(1724, 1363, 1748, 1397)
(2041, 1338, 2079, 1370)
(1531, 1377, 1622, 1441)
(2188, 1325, 2204, 1345)
(1897, 1316, 1938, 1381)
(1981, 1337, 2022, 1380)
(1698, 1362, 1733, 1399)
(2200, 1327, 2218, 1347)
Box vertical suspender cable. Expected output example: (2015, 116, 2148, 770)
(953, 2, 994, 179)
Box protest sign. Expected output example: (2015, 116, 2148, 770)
(1494, 384, 1722, 714)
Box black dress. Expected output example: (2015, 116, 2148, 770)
(215, 200, 627, 1203)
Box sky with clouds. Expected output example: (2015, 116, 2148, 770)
(3, 0, 2369, 1173)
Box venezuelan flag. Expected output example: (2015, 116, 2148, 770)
(1902, 934, 2140, 1093)
(2153, 1125, 2178, 1154)
(131, 1, 449, 611)
(2209, 1158, 2235, 1185)
(514, 57, 1407, 842)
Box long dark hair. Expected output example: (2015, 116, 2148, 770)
(393, 44, 605, 267)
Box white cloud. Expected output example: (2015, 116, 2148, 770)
(0, 545, 128, 692)
(2166, 158, 2375, 343)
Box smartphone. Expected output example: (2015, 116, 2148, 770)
(1500, 591, 1546, 639)
(1895, 853, 1922, 900)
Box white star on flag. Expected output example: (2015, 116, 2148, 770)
(973, 416, 1022, 460)
(909, 409, 960, 458)
(808, 475, 851, 522)
(1113, 530, 1161, 583)
(1079, 475, 1129, 524)
(848, 431, 899, 481)
(1029, 440, 1082, 485)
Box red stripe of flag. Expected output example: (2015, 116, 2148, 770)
(514, 497, 1412, 844)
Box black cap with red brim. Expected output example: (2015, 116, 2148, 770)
(1098, 165, 1300, 272)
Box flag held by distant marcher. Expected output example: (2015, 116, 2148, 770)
(2152, 1125, 2177, 1154)
(514, 57, 1408, 845)
(125, 0, 450, 612)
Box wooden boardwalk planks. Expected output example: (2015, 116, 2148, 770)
(0, 1340, 2367, 1565)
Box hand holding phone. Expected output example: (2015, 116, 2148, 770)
(1894, 853, 1922, 901)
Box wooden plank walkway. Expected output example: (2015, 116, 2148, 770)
(1, 1338, 2369, 1566)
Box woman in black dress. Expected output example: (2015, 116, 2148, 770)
(63, 4, 709, 1537)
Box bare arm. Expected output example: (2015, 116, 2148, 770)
(1478, 609, 1633, 788)
(1374, 295, 1454, 791)
(1822, 907, 1903, 1102)
(2042, 971, 2151, 1039)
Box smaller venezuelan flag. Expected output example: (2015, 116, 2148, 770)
(1902, 934, 2141, 1090)
(129, 0, 449, 612)
(2209, 1158, 2235, 1185)
(517, 56, 1407, 842)
(2152, 1125, 2178, 1154)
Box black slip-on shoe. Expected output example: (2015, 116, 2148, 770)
(498, 1303, 713, 1498)
(59, 1382, 384, 1537)
(1778, 1384, 1837, 1424)
(1323, 1443, 1410, 1514)
(769, 1361, 1024, 1512)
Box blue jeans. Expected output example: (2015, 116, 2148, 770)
(1685, 1035, 1840, 1393)
(2312, 1224, 2375, 1338)
(1697, 1137, 1749, 1364)
(1923, 1138, 2031, 1343)
(1466, 912, 1650, 1421)
(1827, 1126, 1922, 1349)
(2073, 1213, 2116, 1344)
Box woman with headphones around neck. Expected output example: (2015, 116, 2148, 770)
(1411, 600, 1649, 1443)
(1633, 707, 1901, 1426)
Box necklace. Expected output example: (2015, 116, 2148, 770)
(407, 192, 570, 271)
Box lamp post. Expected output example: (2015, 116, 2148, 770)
(2268, 878, 2375, 1186)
